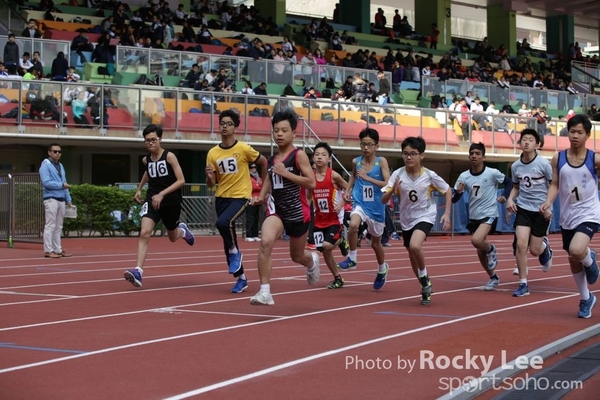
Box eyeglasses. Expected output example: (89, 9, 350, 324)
(144, 138, 159, 144)
(402, 152, 421, 158)
(359, 142, 377, 149)
(51, 150, 62, 154)
(219, 121, 235, 127)
(250, 166, 256, 169)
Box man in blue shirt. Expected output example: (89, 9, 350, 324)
(39, 143, 73, 258)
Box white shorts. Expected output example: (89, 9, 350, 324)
(351, 206, 385, 238)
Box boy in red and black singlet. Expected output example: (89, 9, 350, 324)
(311, 142, 349, 289)
(124, 124, 195, 288)
(249, 111, 321, 306)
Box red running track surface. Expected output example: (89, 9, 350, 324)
(0, 234, 599, 399)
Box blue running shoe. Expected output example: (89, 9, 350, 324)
(228, 251, 243, 274)
(179, 222, 195, 246)
(538, 237, 553, 272)
(373, 263, 389, 290)
(578, 293, 597, 318)
(585, 250, 599, 285)
(337, 257, 357, 270)
(230, 278, 248, 293)
(512, 283, 530, 297)
(124, 268, 142, 287)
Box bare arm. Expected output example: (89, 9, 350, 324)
(357, 157, 390, 188)
(343, 159, 358, 202)
(332, 170, 348, 191)
(160, 152, 186, 196)
(540, 154, 559, 219)
(256, 154, 268, 182)
(134, 157, 149, 203)
(506, 184, 519, 214)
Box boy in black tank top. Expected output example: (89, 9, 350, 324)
(124, 124, 195, 288)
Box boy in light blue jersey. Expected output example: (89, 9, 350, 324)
(452, 142, 512, 290)
(506, 129, 554, 297)
(338, 128, 391, 290)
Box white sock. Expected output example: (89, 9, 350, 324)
(582, 248, 593, 267)
(540, 240, 547, 252)
(519, 278, 527, 284)
(135, 266, 143, 274)
(239, 273, 246, 280)
(180, 227, 186, 237)
(229, 247, 238, 254)
(348, 250, 357, 262)
(573, 271, 590, 300)
(378, 263, 387, 273)
(260, 283, 270, 294)
(418, 268, 428, 278)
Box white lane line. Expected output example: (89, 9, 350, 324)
(0, 291, 79, 299)
(0, 266, 576, 324)
(0, 286, 582, 375)
(161, 292, 591, 399)
(175, 309, 286, 319)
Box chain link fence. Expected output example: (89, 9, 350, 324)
(0, 173, 45, 247)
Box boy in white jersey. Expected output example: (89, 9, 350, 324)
(338, 128, 391, 291)
(506, 129, 554, 297)
(381, 137, 451, 304)
(452, 142, 512, 290)
(541, 114, 600, 318)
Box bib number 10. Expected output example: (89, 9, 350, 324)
(363, 185, 374, 202)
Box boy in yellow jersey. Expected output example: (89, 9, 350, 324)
(206, 110, 268, 293)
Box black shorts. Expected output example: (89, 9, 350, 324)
(561, 222, 600, 252)
(403, 222, 433, 248)
(514, 206, 550, 238)
(314, 224, 343, 252)
(283, 220, 310, 238)
(141, 201, 181, 231)
(467, 217, 497, 235)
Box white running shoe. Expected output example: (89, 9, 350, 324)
(484, 276, 500, 291)
(512, 267, 528, 276)
(307, 252, 320, 285)
(245, 237, 255, 242)
(250, 291, 274, 305)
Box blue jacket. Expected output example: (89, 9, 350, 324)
(39, 158, 72, 203)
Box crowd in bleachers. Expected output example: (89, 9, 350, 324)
(2, 0, 600, 138)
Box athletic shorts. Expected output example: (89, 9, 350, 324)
(351, 205, 385, 238)
(402, 222, 433, 248)
(141, 201, 181, 231)
(313, 224, 343, 252)
(561, 222, 600, 252)
(514, 206, 550, 238)
(466, 217, 497, 235)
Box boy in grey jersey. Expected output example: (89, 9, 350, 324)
(506, 129, 554, 297)
(452, 142, 512, 290)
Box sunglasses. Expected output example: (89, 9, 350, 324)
(52, 150, 62, 154)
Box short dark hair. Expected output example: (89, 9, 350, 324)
(48, 143, 60, 151)
(401, 136, 426, 153)
(143, 124, 163, 138)
(219, 109, 240, 127)
(359, 127, 379, 144)
(469, 142, 486, 156)
(519, 128, 540, 144)
(567, 114, 592, 134)
(272, 110, 298, 130)
(314, 142, 333, 157)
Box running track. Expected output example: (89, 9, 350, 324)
(1, 234, 599, 399)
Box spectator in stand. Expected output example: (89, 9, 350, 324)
(332, 3, 340, 23)
(50, 52, 69, 81)
(72, 91, 91, 128)
(174, 4, 190, 24)
(72, 31, 94, 64)
(587, 104, 598, 120)
(373, 8, 386, 33)
(351, 73, 368, 103)
(459, 98, 471, 140)
(21, 19, 42, 39)
(19, 52, 34, 76)
(341, 53, 356, 68)
(391, 61, 404, 93)
(281, 36, 294, 54)
(377, 70, 390, 106)
(300, 52, 316, 87)
(430, 23, 440, 49)
(254, 82, 269, 105)
(3, 34, 19, 75)
(31, 51, 44, 79)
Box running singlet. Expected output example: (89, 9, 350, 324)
(557, 149, 600, 230)
(312, 168, 342, 228)
(267, 148, 311, 223)
(145, 150, 181, 207)
(351, 156, 385, 223)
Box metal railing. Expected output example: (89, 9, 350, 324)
(115, 45, 392, 92)
(0, 173, 44, 247)
(423, 76, 589, 113)
(6, 77, 600, 156)
(0, 37, 71, 72)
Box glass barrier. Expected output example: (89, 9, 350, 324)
(425, 77, 596, 113)
(4, 77, 600, 155)
(114, 46, 392, 91)
(0, 37, 71, 74)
